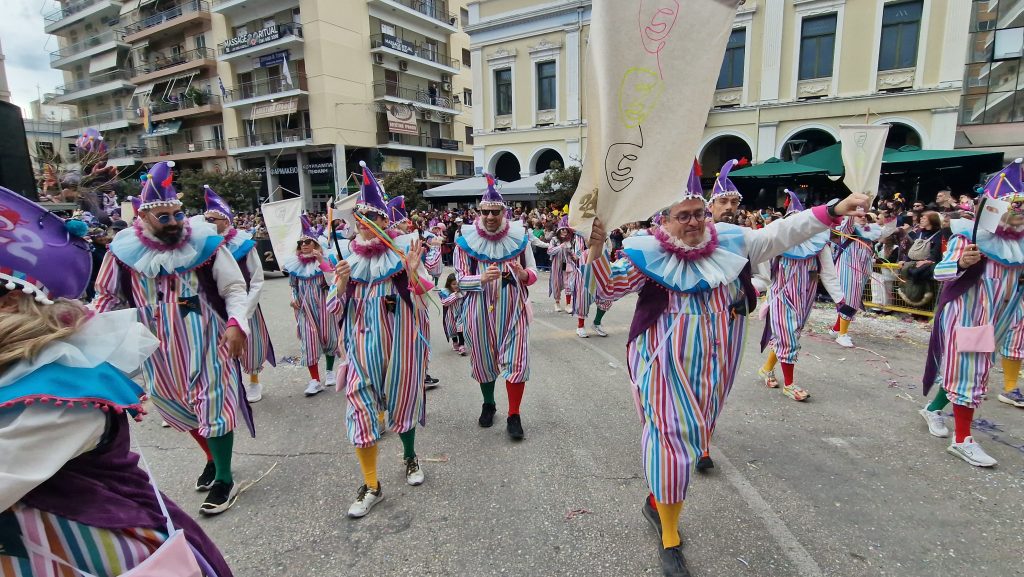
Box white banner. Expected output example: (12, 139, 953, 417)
(260, 197, 303, 266)
(120, 201, 135, 222)
(569, 0, 740, 234)
(840, 124, 890, 204)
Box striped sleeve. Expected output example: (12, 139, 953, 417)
(836, 216, 855, 236)
(424, 245, 442, 270)
(91, 251, 124, 312)
(439, 289, 462, 306)
(326, 280, 346, 315)
(934, 234, 968, 281)
(591, 251, 645, 301)
(455, 246, 483, 291)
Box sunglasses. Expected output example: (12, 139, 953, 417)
(205, 216, 226, 223)
(479, 209, 503, 216)
(357, 211, 383, 220)
(153, 211, 186, 225)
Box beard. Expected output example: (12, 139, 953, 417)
(715, 211, 737, 224)
(154, 225, 184, 245)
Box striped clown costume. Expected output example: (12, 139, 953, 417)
(454, 174, 538, 440)
(920, 158, 1024, 467)
(440, 285, 468, 353)
(830, 214, 882, 347)
(569, 227, 614, 336)
(547, 218, 580, 312)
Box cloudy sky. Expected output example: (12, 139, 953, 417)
(2, 0, 66, 117)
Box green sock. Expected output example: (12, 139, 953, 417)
(926, 388, 950, 413)
(480, 381, 496, 405)
(206, 431, 234, 484)
(594, 309, 607, 325)
(325, 355, 335, 371)
(399, 429, 416, 460)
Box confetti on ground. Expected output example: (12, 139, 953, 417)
(737, 557, 750, 568)
(280, 355, 302, 365)
(565, 508, 592, 520)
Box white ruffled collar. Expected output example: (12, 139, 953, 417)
(782, 229, 829, 259)
(622, 224, 748, 293)
(854, 223, 883, 242)
(457, 221, 529, 263)
(282, 253, 325, 278)
(110, 219, 222, 278)
(339, 233, 416, 284)
(951, 218, 1024, 265)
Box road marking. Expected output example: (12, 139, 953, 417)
(715, 450, 825, 577)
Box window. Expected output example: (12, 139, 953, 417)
(717, 28, 745, 89)
(799, 14, 837, 80)
(380, 22, 395, 36)
(961, 0, 1024, 126)
(463, 88, 473, 107)
(463, 48, 472, 68)
(465, 126, 474, 145)
(460, 7, 469, 28)
(428, 158, 447, 176)
(194, 34, 206, 50)
(36, 142, 55, 158)
(879, 1, 922, 71)
(495, 68, 512, 115)
(536, 61, 556, 110)
(456, 160, 474, 176)
(995, 27, 1024, 60)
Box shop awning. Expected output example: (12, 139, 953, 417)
(882, 145, 1004, 170)
(728, 157, 830, 178)
(89, 50, 119, 73)
(141, 120, 182, 139)
(133, 82, 156, 99)
(424, 176, 509, 198)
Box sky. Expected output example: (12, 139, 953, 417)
(2, 0, 66, 118)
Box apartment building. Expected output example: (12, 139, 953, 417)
(23, 97, 77, 174)
(465, 0, 972, 182)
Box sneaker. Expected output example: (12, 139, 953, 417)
(642, 497, 662, 538)
(324, 370, 336, 387)
(782, 383, 810, 401)
(576, 327, 589, 338)
(199, 481, 239, 515)
(506, 414, 525, 440)
(245, 382, 263, 403)
(405, 457, 424, 486)
(657, 545, 692, 577)
(478, 403, 497, 427)
(593, 324, 608, 337)
(695, 453, 715, 471)
(828, 328, 838, 337)
(997, 388, 1024, 408)
(947, 436, 998, 467)
(918, 407, 949, 438)
(758, 367, 779, 388)
(835, 334, 854, 348)
(195, 461, 216, 491)
(424, 374, 440, 390)
(451, 342, 460, 352)
(347, 483, 384, 518)
(304, 379, 324, 397)
(554, 303, 564, 313)
(160, 420, 170, 428)
(457, 346, 467, 356)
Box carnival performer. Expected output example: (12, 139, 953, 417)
(565, 215, 614, 338)
(439, 273, 468, 355)
(327, 161, 431, 518)
(0, 186, 235, 577)
(426, 222, 447, 287)
(547, 218, 578, 315)
(996, 322, 1024, 408)
(758, 190, 849, 401)
(585, 165, 868, 576)
(830, 211, 883, 347)
(93, 161, 251, 515)
(282, 215, 339, 397)
(919, 159, 1024, 467)
(201, 185, 275, 403)
(455, 174, 539, 440)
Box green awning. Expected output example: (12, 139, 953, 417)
(882, 145, 1004, 170)
(728, 157, 829, 178)
(798, 143, 898, 176)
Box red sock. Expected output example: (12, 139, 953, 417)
(578, 317, 585, 328)
(188, 429, 213, 462)
(506, 381, 525, 415)
(308, 364, 320, 380)
(647, 493, 657, 509)
(780, 362, 795, 386)
(952, 404, 974, 443)
(832, 315, 841, 332)
(565, 294, 572, 306)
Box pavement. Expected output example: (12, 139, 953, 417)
(134, 270, 1024, 577)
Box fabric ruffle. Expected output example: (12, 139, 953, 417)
(281, 253, 326, 279)
(456, 221, 529, 263)
(225, 228, 256, 261)
(854, 223, 883, 242)
(951, 218, 1024, 265)
(622, 223, 748, 293)
(339, 232, 417, 283)
(782, 229, 829, 259)
(111, 219, 223, 277)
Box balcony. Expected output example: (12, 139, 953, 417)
(370, 33, 460, 74)
(124, 1, 212, 44)
(218, 23, 304, 61)
(367, 0, 458, 34)
(377, 132, 463, 154)
(148, 94, 222, 122)
(106, 144, 145, 167)
(50, 31, 129, 69)
(211, 0, 278, 17)
(53, 70, 134, 104)
(223, 73, 308, 108)
(60, 108, 139, 138)
(142, 139, 226, 163)
(130, 48, 217, 84)
(372, 81, 461, 115)
(44, 0, 122, 34)
(228, 128, 312, 154)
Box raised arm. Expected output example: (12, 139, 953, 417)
(742, 207, 837, 265)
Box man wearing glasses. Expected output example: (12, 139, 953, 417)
(93, 161, 251, 516)
(586, 165, 868, 577)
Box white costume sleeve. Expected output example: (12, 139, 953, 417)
(742, 208, 834, 265)
(816, 245, 846, 304)
(751, 261, 771, 293)
(242, 248, 265, 320)
(212, 246, 251, 335)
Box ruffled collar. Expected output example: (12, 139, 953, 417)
(339, 233, 415, 284)
(853, 223, 883, 242)
(951, 218, 1024, 265)
(282, 253, 324, 278)
(782, 229, 829, 259)
(224, 227, 255, 258)
(654, 226, 718, 261)
(456, 221, 529, 263)
(350, 236, 390, 259)
(111, 219, 223, 277)
(622, 223, 748, 293)
(475, 218, 510, 241)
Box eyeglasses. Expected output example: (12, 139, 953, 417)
(153, 211, 186, 225)
(300, 239, 317, 246)
(205, 217, 226, 223)
(357, 211, 382, 220)
(479, 209, 503, 216)
(669, 210, 709, 224)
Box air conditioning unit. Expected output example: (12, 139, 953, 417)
(373, 53, 384, 65)
(441, 73, 451, 83)
(399, 60, 408, 71)
(442, 82, 452, 92)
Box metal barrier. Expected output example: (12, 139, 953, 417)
(862, 262, 938, 318)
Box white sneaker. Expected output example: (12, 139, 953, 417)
(304, 379, 324, 397)
(325, 369, 336, 387)
(246, 382, 263, 403)
(918, 407, 949, 438)
(554, 303, 564, 313)
(347, 483, 384, 518)
(835, 334, 854, 348)
(405, 457, 424, 486)
(828, 328, 838, 337)
(160, 420, 170, 428)
(593, 324, 608, 337)
(947, 436, 998, 467)
(576, 327, 589, 338)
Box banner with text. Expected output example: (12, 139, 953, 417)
(385, 103, 418, 135)
(569, 0, 740, 234)
(260, 196, 303, 266)
(840, 124, 890, 204)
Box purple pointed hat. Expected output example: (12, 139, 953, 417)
(357, 160, 389, 217)
(387, 196, 409, 224)
(983, 158, 1024, 200)
(299, 213, 317, 241)
(710, 159, 742, 202)
(75, 128, 108, 158)
(784, 188, 805, 215)
(203, 185, 233, 221)
(557, 214, 571, 230)
(128, 195, 141, 213)
(479, 174, 505, 208)
(139, 161, 180, 210)
(679, 162, 705, 204)
(0, 186, 92, 303)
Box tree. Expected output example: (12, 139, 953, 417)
(380, 168, 426, 211)
(177, 169, 261, 214)
(534, 161, 581, 208)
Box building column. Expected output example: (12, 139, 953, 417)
(930, 108, 959, 150)
(333, 143, 347, 194)
(264, 153, 279, 199)
(939, 0, 972, 89)
(756, 121, 778, 163)
(566, 138, 581, 167)
(472, 145, 485, 175)
(565, 26, 581, 123)
(758, 0, 784, 103)
(297, 149, 312, 211)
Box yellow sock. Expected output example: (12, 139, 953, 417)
(655, 500, 684, 548)
(354, 444, 379, 490)
(839, 318, 851, 336)
(250, 374, 259, 384)
(762, 350, 778, 373)
(1003, 358, 1021, 393)
(377, 411, 386, 428)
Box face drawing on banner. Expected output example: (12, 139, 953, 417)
(637, 0, 680, 77)
(619, 68, 663, 128)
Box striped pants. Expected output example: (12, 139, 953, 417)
(242, 305, 276, 375)
(464, 283, 531, 384)
(767, 257, 818, 364)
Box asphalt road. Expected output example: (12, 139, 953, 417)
(134, 270, 1024, 577)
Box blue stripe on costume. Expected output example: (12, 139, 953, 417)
(0, 363, 144, 412)
(231, 239, 257, 261)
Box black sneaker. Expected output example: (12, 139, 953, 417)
(506, 414, 525, 440)
(695, 453, 715, 472)
(478, 403, 497, 427)
(658, 545, 691, 577)
(195, 461, 216, 491)
(642, 497, 662, 538)
(424, 374, 440, 390)
(199, 481, 239, 515)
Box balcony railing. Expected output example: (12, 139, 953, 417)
(131, 47, 216, 77)
(378, 0, 455, 27)
(67, 108, 139, 130)
(229, 128, 311, 149)
(372, 82, 461, 111)
(143, 139, 225, 157)
(123, 0, 210, 35)
(370, 34, 460, 69)
(50, 31, 127, 61)
(148, 94, 221, 115)
(218, 23, 303, 56)
(55, 70, 133, 96)
(224, 73, 307, 102)
(107, 145, 145, 159)
(44, 0, 113, 23)
(379, 132, 463, 151)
